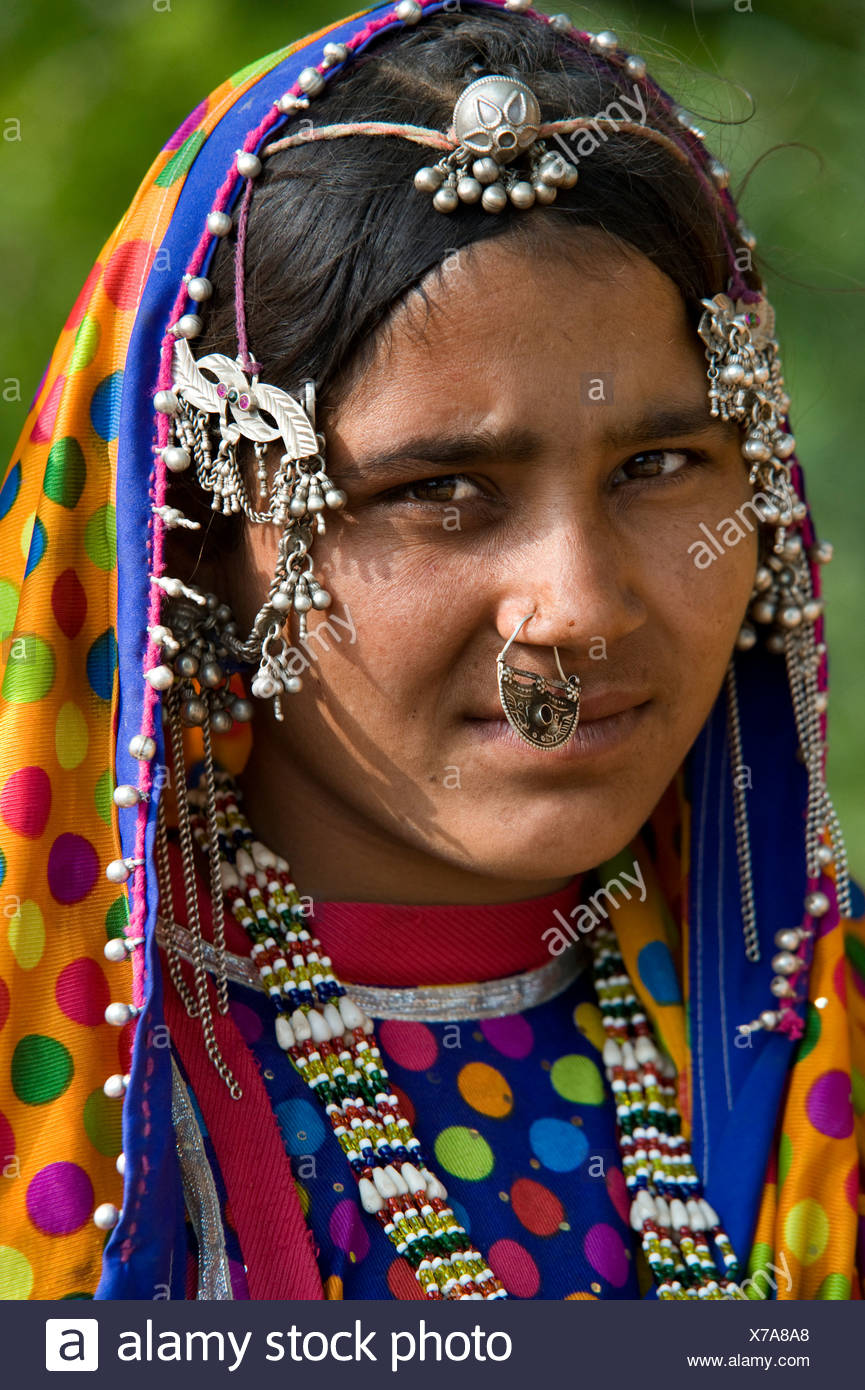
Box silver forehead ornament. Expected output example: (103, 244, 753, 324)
(414, 74, 578, 213)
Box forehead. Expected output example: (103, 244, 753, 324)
(334, 231, 704, 432)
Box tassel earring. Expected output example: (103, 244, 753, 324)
(700, 293, 851, 995)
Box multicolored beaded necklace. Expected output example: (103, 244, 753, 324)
(184, 765, 744, 1300)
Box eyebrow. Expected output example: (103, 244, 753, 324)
(333, 399, 734, 481)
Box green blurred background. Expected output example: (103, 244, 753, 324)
(1, 0, 863, 875)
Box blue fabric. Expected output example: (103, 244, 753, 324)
(183, 965, 644, 1300)
(687, 642, 807, 1270)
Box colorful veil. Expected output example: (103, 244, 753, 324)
(0, 0, 863, 1301)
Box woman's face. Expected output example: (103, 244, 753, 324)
(224, 232, 757, 902)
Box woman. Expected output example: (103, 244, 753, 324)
(0, 0, 862, 1302)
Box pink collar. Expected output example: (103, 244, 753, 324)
(307, 878, 585, 987)
(167, 838, 582, 987)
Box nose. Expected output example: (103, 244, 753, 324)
(495, 516, 647, 661)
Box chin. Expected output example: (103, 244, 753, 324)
(440, 804, 652, 883)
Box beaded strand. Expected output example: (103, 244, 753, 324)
(187, 768, 506, 1300)
(593, 926, 742, 1299)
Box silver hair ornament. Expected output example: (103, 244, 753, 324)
(414, 74, 579, 213)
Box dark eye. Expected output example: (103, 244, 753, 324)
(388, 474, 486, 504)
(613, 448, 706, 484)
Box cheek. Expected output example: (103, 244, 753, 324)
(313, 532, 466, 699)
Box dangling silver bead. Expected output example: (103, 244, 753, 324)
(93, 1203, 121, 1231)
(153, 390, 179, 416)
(433, 186, 459, 213)
(472, 157, 500, 186)
(751, 599, 776, 625)
(770, 976, 794, 998)
(172, 314, 203, 339)
(180, 697, 208, 726)
(735, 624, 757, 651)
(414, 166, 444, 193)
(781, 535, 803, 560)
(145, 664, 175, 690)
(231, 698, 255, 722)
(624, 54, 647, 79)
(236, 151, 262, 179)
(816, 844, 834, 867)
(103, 1073, 129, 1099)
(766, 632, 786, 655)
(298, 66, 325, 96)
(211, 708, 233, 735)
(456, 175, 483, 203)
(104, 938, 136, 962)
(759, 1009, 781, 1030)
(323, 41, 349, 66)
(112, 784, 142, 808)
(252, 673, 279, 699)
(591, 30, 618, 53)
(129, 734, 156, 760)
(199, 660, 224, 689)
(775, 433, 797, 458)
(533, 181, 557, 205)
(774, 928, 801, 952)
(802, 599, 823, 623)
(812, 540, 834, 564)
(104, 1001, 140, 1026)
(771, 951, 800, 977)
(743, 436, 772, 462)
(509, 181, 536, 208)
(311, 588, 332, 610)
(175, 652, 199, 678)
(804, 890, 830, 917)
(504, 0, 531, 10)
(206, 210, 233, 237)
(537, 153, 569, 186)
(185, 276, 212, 301)
(396, 0, 423, 20)
(709, 160, 729, 189)
(116, 1152, 126, 1176)
(481, 183, 509, 212)
(106, 857, 143, 884)
(549, 13, 572, 32)
(778, 605, 803, 630)
(753, 565, 773, 592)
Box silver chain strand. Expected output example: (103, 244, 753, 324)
(784, 624, 852, 915)
(153, 790, 201, 1018)
(164, 685, 243, 1099)
(724, 661, 760, 963)
(200, 693, 231, 1016)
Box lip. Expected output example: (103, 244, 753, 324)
(463, 696, 652, 762)
(468, 690, 652, 724)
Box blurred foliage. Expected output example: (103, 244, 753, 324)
(1, 0, 863, 871)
